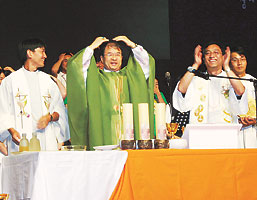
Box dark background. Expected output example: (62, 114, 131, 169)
(0, 0, 256, 102)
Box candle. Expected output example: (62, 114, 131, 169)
(122, 103, 134, 140)
(138, 103, 150, 140)
(155, 103, 167, 140)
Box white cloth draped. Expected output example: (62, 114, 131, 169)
(1, 151, 128, 200)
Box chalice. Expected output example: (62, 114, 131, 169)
(166, 122, 179, 139)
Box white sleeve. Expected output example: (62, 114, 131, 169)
(172, 81, 193, 113)
(229, 87, 249, 116)
(82, 47, 94, 88)
(131, 45, 150, 80)
(49, 81, 70, 143)
(0, 78, 15, 141)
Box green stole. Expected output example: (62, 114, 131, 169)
(67, 48, 155, 150)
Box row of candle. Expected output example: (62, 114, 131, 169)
(122, 103, 167, 140)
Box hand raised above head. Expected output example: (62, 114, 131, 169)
(113, 36, 137, 48)
(89, 37, 109, 50)
(59, 53, 66, 61)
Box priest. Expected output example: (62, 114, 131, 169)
(0, 38, 70, 154)
(173, 43, 248, 124)
(67, 36, 155, 150)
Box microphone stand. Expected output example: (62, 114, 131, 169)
(167, 78, 176, 123)
(205, 73, 257, 148)
(207, 74, 257, 121)
(168, 81, 173, 123)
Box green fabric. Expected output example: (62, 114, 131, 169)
(64, 96, 67, 105)
(67, 48, 88, 148)
(154, 92, 168, 136)
(67, 48, 155, 150)
(154, 92, 168, 104)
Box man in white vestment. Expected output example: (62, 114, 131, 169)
(173, 42, 248, 125)
(230, 46, 257, 148)
(0, 38, 70, 154)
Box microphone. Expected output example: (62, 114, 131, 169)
(187, 66, 209, 80)
(165, 71, 171, 87)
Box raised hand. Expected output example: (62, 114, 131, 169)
(113, 36, 137, 48)
(4, 66, 15, 72)
(58, 53, 66, 61)
(223, 46, 231, 70)
(193, 45, 202, 68)
(89, 37, 109, 50)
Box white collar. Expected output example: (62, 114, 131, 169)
(103, 68, 120, 73)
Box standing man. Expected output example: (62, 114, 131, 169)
(230, 46, 256, 147)
(173, 43, 248, 124)
(51, 52, 73, 88)
(51, 52, 73, 106)
(67, 36, 155, 149)
(0, 38, 70, 154)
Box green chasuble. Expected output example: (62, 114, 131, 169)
(67, 48, 155, 150)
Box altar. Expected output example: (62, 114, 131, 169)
(2, 149, 257, 200)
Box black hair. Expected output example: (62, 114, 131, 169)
(59, 52, 73, 73)
(18, 38, 46, 65)
(202, 41, 225, 55)
(230, 46, 247, 58)
(62, 52, 73, 57)
(0, 68, 12, 77)
(94, 48, 102, 62)
(99, 40, 122, 57)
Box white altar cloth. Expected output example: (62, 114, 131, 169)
(1, 151, 128, 200)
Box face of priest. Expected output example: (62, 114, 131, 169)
(30, 47, 47, 68)
(61, 54, 72, 73)
(229, 52, 247, 77)
(204, 44, 223, 71)
(101, 43, 123, 72)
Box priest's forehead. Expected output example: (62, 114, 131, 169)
(104, 43, 122, 53)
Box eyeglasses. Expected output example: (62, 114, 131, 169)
(230, 57, 247, 62)
(104, 52, 122, 57)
